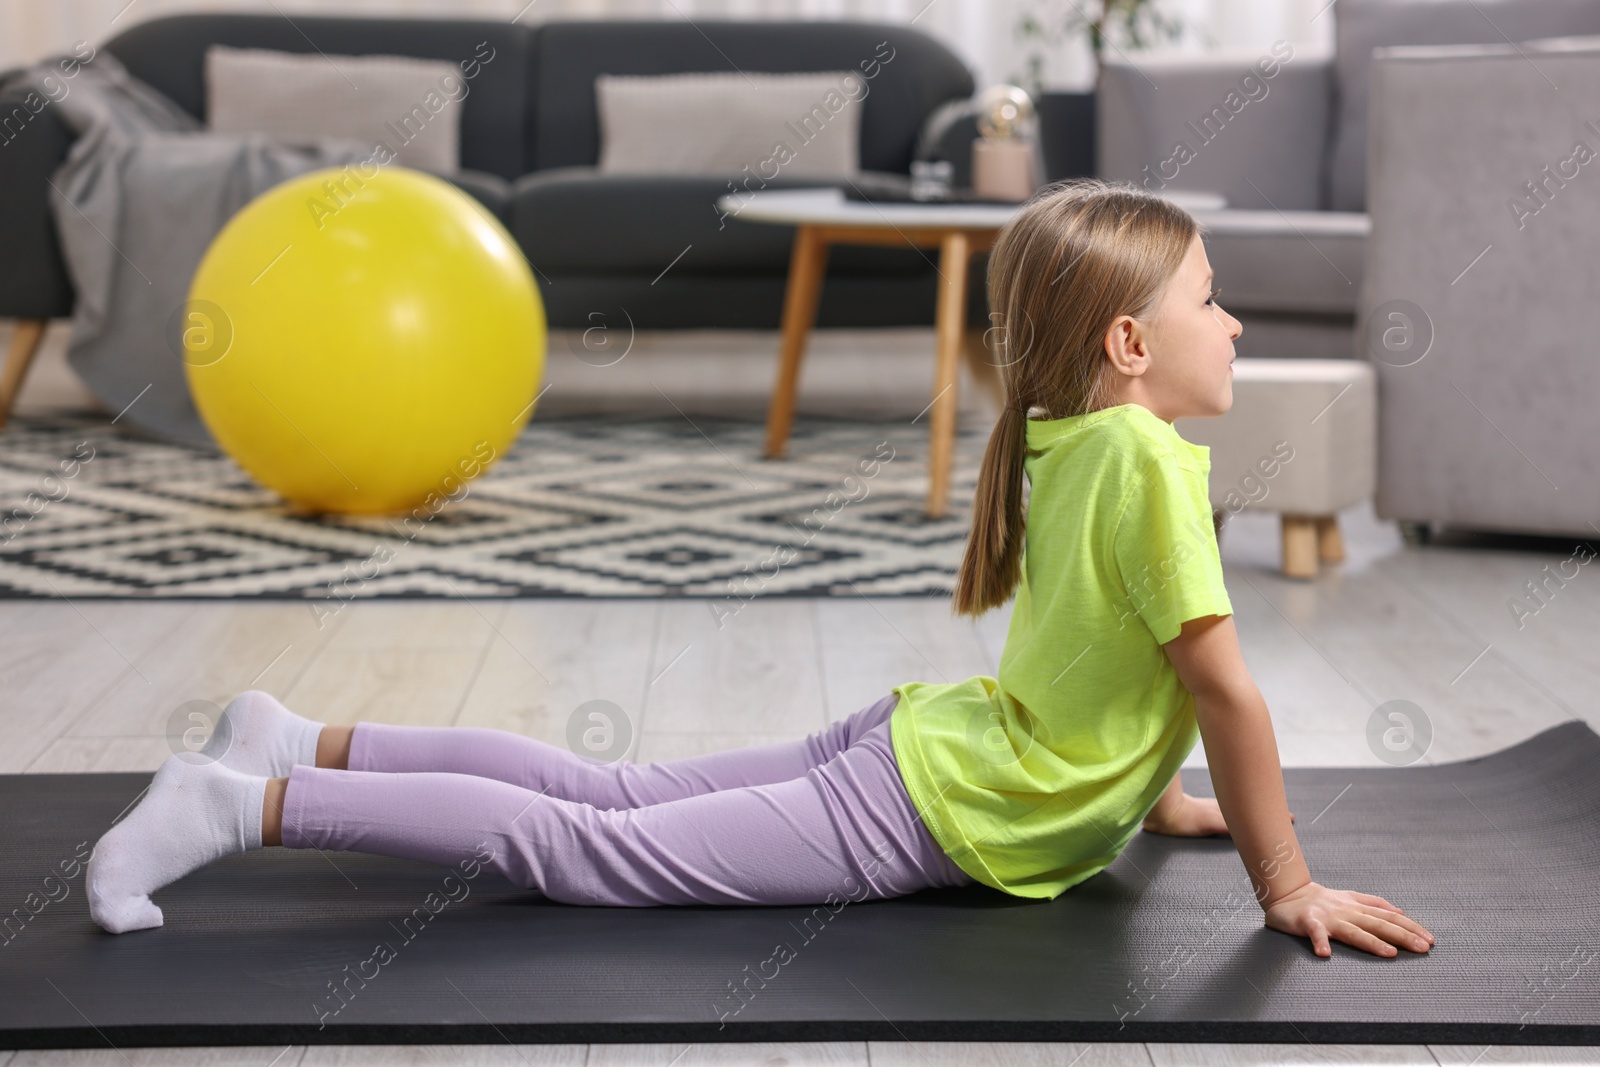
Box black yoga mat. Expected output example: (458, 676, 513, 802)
(2, 720, 1598, 1049)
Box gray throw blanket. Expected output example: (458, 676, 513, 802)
(3, 52, 375, 444)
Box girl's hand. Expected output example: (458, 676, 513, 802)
(1142, 793, 1294, 837)
(1264, 880, 1436, 958)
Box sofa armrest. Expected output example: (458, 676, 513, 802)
(1363, 38, 1600, 534)
(0, 86, 78, 319)
(1096, 46, 1332, 211)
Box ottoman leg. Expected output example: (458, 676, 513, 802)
(1315, 516, 1345, 564)
(1281, 515, 1318, 579)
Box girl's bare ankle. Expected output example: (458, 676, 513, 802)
(314, 725, 354, 770)
(262, 777, 288, 846)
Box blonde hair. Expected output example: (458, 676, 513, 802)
(953, 179, 1198, 617)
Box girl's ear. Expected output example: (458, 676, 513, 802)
(1103, 314, 1151, 377)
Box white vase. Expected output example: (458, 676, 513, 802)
(972, 137, 1041, 201)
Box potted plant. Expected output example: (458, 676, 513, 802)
(1015, 0, 1188, 180)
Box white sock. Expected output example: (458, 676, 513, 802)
(201, 689, 323, 778)
(86, 755, 266, 934)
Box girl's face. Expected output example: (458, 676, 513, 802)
(1103, 233, 1243, 423)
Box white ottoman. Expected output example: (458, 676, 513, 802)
(1175, 358, 1376, 579)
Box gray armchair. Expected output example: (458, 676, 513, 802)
(1362, 36, 1600, 540)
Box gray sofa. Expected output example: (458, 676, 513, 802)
(1095, 0, 1600, 363)
(0, 13, 975, 335)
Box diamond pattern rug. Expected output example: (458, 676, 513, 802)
(0, 415, 982, 599)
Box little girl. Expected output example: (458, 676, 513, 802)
(89, 179, 1434, 960)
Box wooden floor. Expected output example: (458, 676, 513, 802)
(5, 325, 1599, 1064)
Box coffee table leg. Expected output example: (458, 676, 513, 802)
(926, 231, 971, 518)
(763, 225, 829, 459)
(0, 320, 48, 431)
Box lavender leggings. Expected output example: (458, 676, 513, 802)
(281, 693, 973, 906)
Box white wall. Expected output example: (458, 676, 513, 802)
(0, 0, 1334, 91)
(997, 0, 1334, 89)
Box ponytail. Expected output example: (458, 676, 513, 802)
(953, 404, 1029, 616)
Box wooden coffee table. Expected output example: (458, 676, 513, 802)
(722, 187, 1225, 517)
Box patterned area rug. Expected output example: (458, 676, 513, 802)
(0, 415, 982, 599)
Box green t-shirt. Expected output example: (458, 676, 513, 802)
(890, 402, 1234, 899)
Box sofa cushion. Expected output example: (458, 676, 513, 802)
(1190, 208, 1368, 315)
(1329, 0, 1600, 212)
(103, 13, 535, 181)
(595, 70, 862, 177)
(1096, 47, 1331, 211)
(512, 168, 933, 276)
(528, 20, 972, 176)
(205, 45, 464, 174)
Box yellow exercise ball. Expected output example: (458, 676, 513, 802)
(184, 164, 545, 515)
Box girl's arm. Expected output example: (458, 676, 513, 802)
(1161, 613, 1436, 958)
